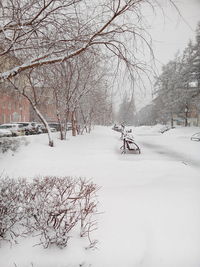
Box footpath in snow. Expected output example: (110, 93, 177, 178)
(0, 125, 200, 267)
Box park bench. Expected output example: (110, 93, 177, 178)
(120, 134, 141, 154)
(112, 124, 122, 132)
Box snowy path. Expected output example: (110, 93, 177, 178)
(138, 139, 200, 168)
(134, 127, 200, 169)
(0, 126, 200, 267)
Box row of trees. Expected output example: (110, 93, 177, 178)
(0, 0, 178, 145)
(136, 22, 200, 127)
(26, 51, 114, 141)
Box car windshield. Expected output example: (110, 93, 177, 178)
(0, 125, 12, 129)
(18, 123, 29, 127)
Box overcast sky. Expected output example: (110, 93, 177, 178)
(150, 0, 200, 68)
(134, 0, 200, 109)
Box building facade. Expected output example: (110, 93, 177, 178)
(0, 92, 30, 124)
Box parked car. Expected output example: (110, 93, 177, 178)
(0, 127, 12, 137)
(191, 132, 200, 141)
(16, 122, 39, 135)
(0, 123, 24, 136)
(37, 124, 57, 133)
(36, 123, 57, 134)
(35, 124, 45, 134)
(48, 123, 60, 131)
(47, 122, 72, 131)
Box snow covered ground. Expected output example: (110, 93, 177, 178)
(0, 125, 200, 267)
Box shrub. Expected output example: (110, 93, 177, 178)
(0, 178, 27, 243)
(0, 137, 29, 154)
(0, 176, 99, 249)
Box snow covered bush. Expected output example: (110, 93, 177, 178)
(0, 178, 27, 244)
(0, 176, 99, 249)
(24, 176, 99, 248)
(0, 137, 29, 154)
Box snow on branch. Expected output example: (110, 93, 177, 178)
(0, 0, 156, 80)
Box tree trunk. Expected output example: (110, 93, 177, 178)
(55, 110, 64, 140)
(65, 109, 71, 137)
(57, 113, 65, 140)
(170, 112, 174, 128)
(71, 110, 77, 137)
(185, 111, 188, 127)
(59, 125, 65, 140)
(32, 105, 54, 147)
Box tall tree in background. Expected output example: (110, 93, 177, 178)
(154, 57, 183, 127)
(190, 23, 200, 99)
(117, 92, 135, 125)
(143, 21, 200, 127)
(79, 77, 113, 132)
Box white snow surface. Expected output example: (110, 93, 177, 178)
(0, 125, 200, 267)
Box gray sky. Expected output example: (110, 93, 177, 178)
(150, 0, 200, 68)
(135, 0, 200, 109)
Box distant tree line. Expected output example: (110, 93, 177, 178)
(135, 22, 200, 127)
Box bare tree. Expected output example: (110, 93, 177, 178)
(0, 0, 168, 80)
(0, 0, 178, 146)
(79, 85, 113, 133)
(46, 49, 108, 139)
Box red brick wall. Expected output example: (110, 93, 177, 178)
(0, 92, 30, 124)
(40, 103, 58, 122)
